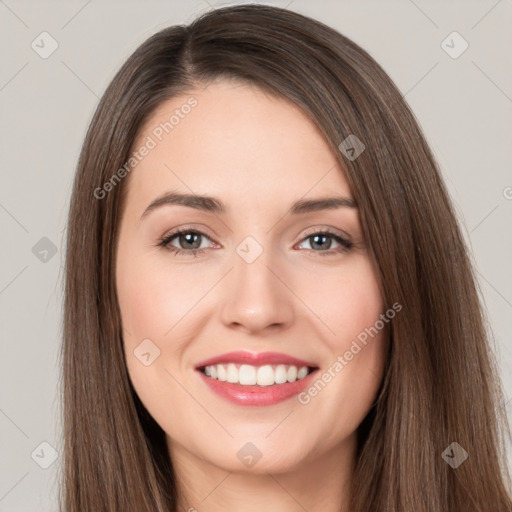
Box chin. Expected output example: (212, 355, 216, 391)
(194, 436, 313, 475)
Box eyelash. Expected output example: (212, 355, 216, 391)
(157, 227, 354, 258)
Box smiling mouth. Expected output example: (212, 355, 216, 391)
(198, 363, 317, 387)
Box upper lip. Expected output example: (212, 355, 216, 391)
(195, 351, 318, 369)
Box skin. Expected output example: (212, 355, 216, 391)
(116, 80, 388, 512)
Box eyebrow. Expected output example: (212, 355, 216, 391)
(140, 191, 357, 220)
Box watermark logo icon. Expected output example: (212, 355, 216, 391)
(32, 237, 58, 263)
(442, 441, 468, 468)
(31, 441, 58, 469)
(237, 442, 262, 468)
(236, 236, 263, 264)
(134, 338, 161, 366)
(31, 31, 59, 59)
(338, 134, 365, 161)
(441, 31, 468, 59)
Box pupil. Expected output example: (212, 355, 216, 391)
(181, 232, 201, 249)
(311, 234, 330, 250)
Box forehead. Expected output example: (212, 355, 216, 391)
(125, 80, 351, 214)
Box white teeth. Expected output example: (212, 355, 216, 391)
(202, 363, 312, 386)
(239, 364, 256, 385)
(226, 363, 238, 383)
(217, 364, 227, 382)
(287, 365, 297, 383)
(297, 366, 309, 379)
(275, 364, 288, 384)
(256, 365, 274, 386)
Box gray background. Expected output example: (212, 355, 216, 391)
(1, 0, 511, 510)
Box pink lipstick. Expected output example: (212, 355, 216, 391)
(195, 351, 319, 406)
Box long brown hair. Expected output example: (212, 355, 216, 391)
(61, 4, 512, 511)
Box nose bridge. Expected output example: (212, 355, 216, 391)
(218, 232, 294, 333)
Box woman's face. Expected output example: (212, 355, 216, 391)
(116, 80, 388, 474)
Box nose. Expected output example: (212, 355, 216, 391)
(218, 247, 295, 335)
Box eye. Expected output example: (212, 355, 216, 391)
(158, 228, 215, 257)
(158, 227, 354, 258)
(296, 229, 353, 257)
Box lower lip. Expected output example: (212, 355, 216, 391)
(197, 370, 318, 406)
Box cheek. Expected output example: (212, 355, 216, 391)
(297, 256, 387, 420)
(116, 249, 210, 345)
(116, 246, 197, 430)
(312, 256, 384, 350)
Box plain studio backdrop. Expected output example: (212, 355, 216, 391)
(0, 1, 511, 510)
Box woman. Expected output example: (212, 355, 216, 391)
(62, 4, 512, 511)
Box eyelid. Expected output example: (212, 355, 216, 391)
(160, 224, 220, 244)
(293, 227, 353, 255)
(298, 225, 351, 241)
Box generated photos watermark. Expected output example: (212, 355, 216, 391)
(297, 302, 402, 405)
(93, 96, 198, 199)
